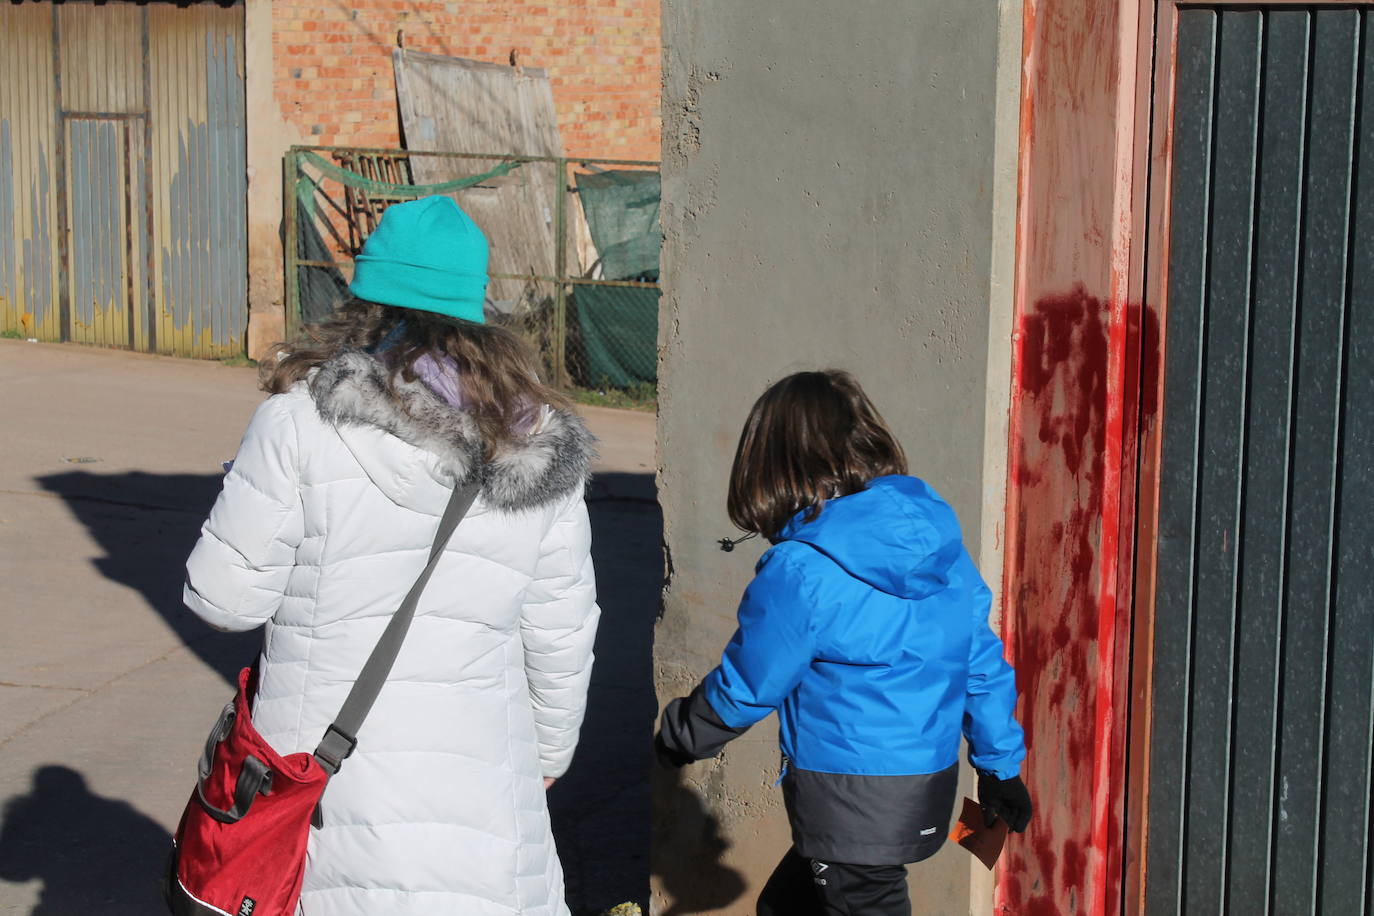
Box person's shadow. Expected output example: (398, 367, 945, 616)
(0, 766, 172, 914)
(35, 470, 260, 686)
(547, 472, 662, 914)
(650, 764, 748, 915)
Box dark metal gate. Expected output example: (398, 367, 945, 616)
(1148, 6, 1374, 914)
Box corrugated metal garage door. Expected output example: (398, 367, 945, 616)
(1149, 6, 1374, 914)
(0, 2, 246, 357)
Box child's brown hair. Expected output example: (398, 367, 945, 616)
(727, 370, 907, 540)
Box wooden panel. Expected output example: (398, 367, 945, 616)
(393, 50, 573, 302)
(1000, 0, 1146, 911)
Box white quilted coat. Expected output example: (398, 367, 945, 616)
(183, 351, 600, 916)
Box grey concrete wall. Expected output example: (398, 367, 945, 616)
(652, 3, 1023, 913)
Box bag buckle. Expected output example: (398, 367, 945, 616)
(314, 724, 358, 775)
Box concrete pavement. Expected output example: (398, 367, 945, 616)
(0, 339, 659, 914)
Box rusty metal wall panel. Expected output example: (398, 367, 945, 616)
(58, 4, 143, 116)
(1150, 7, 1374, 915)
(0, 6, 59, 340)
(0, 2, 243, 356)
(127, 120, 150, 354)
(66, 119, 132, 348)
(148, 4, 247, 358)
(0, 119, 11, 336)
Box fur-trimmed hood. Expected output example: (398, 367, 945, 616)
(308, 350, 595, 512)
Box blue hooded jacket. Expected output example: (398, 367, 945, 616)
(699, 474, 1025, 780)
(659, 476, 1026, 863)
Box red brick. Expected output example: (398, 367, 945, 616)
(272, 0, 661, 160)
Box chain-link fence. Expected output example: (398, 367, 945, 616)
(284, 146, 660, 403)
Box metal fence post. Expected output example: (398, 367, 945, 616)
(553, 156, 568, 388)
(275, 146, 658, 398)
(283, 148, 300, 340)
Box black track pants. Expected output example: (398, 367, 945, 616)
(756, 847, 910, 916)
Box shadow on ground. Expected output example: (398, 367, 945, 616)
(0, 765, 172, 915)
(29, 468, 663, 914)
(552, 471, 660, 914)
(35, 470, 262, 685)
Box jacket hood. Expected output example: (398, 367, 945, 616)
(778, 475, 963, 600)
(308, 350, 595, 512)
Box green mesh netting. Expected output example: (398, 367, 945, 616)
(571, 285, 659, 389)
(572, 169, 661, 387)
(574, 169, 661, 281)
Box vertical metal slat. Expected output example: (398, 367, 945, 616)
(95, 121, 108, 345)
(1271, 9, 1360, 913)
(1147, 10, 1219, 914)
(227, 18, 248, 354)
(208, 21, 224, 353)
(1318, 10, 1374, 914)
(68, 120, 85, 340)
(54, 5, 69, 342)
(142, 6, 156, 354)
(1185, 11, 1262, 911)
(1225, 11, 1310, 914)
(108, 120, 127, 347)
(1, 116, 16, 335)
(205, 24, 219, 354)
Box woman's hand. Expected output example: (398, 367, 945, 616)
(544, 777, 556, 790)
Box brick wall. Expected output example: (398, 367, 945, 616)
(272, 1, 661, 162)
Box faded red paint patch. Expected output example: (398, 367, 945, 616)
(1004, 285, 1111, 915)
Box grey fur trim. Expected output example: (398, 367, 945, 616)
(309, 350, 595, 511)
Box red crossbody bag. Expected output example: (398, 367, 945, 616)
(164, 480, 478, 916)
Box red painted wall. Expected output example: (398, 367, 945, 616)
(1000, 1, 1149, 913)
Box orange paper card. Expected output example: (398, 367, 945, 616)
(950, 796, 1008, 870)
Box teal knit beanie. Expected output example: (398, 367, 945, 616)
(349, 196, 489, 324)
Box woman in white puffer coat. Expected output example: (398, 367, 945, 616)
(182, 197, 599, 915)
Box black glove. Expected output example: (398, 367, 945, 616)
(977, 772, 1032, 833)
(654, 731, 695, 769)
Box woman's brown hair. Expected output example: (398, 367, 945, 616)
(260, 298, 568, 458)
(727, 370, 907, 540)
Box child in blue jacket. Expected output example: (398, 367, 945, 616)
(655, 370, 1031, 916)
